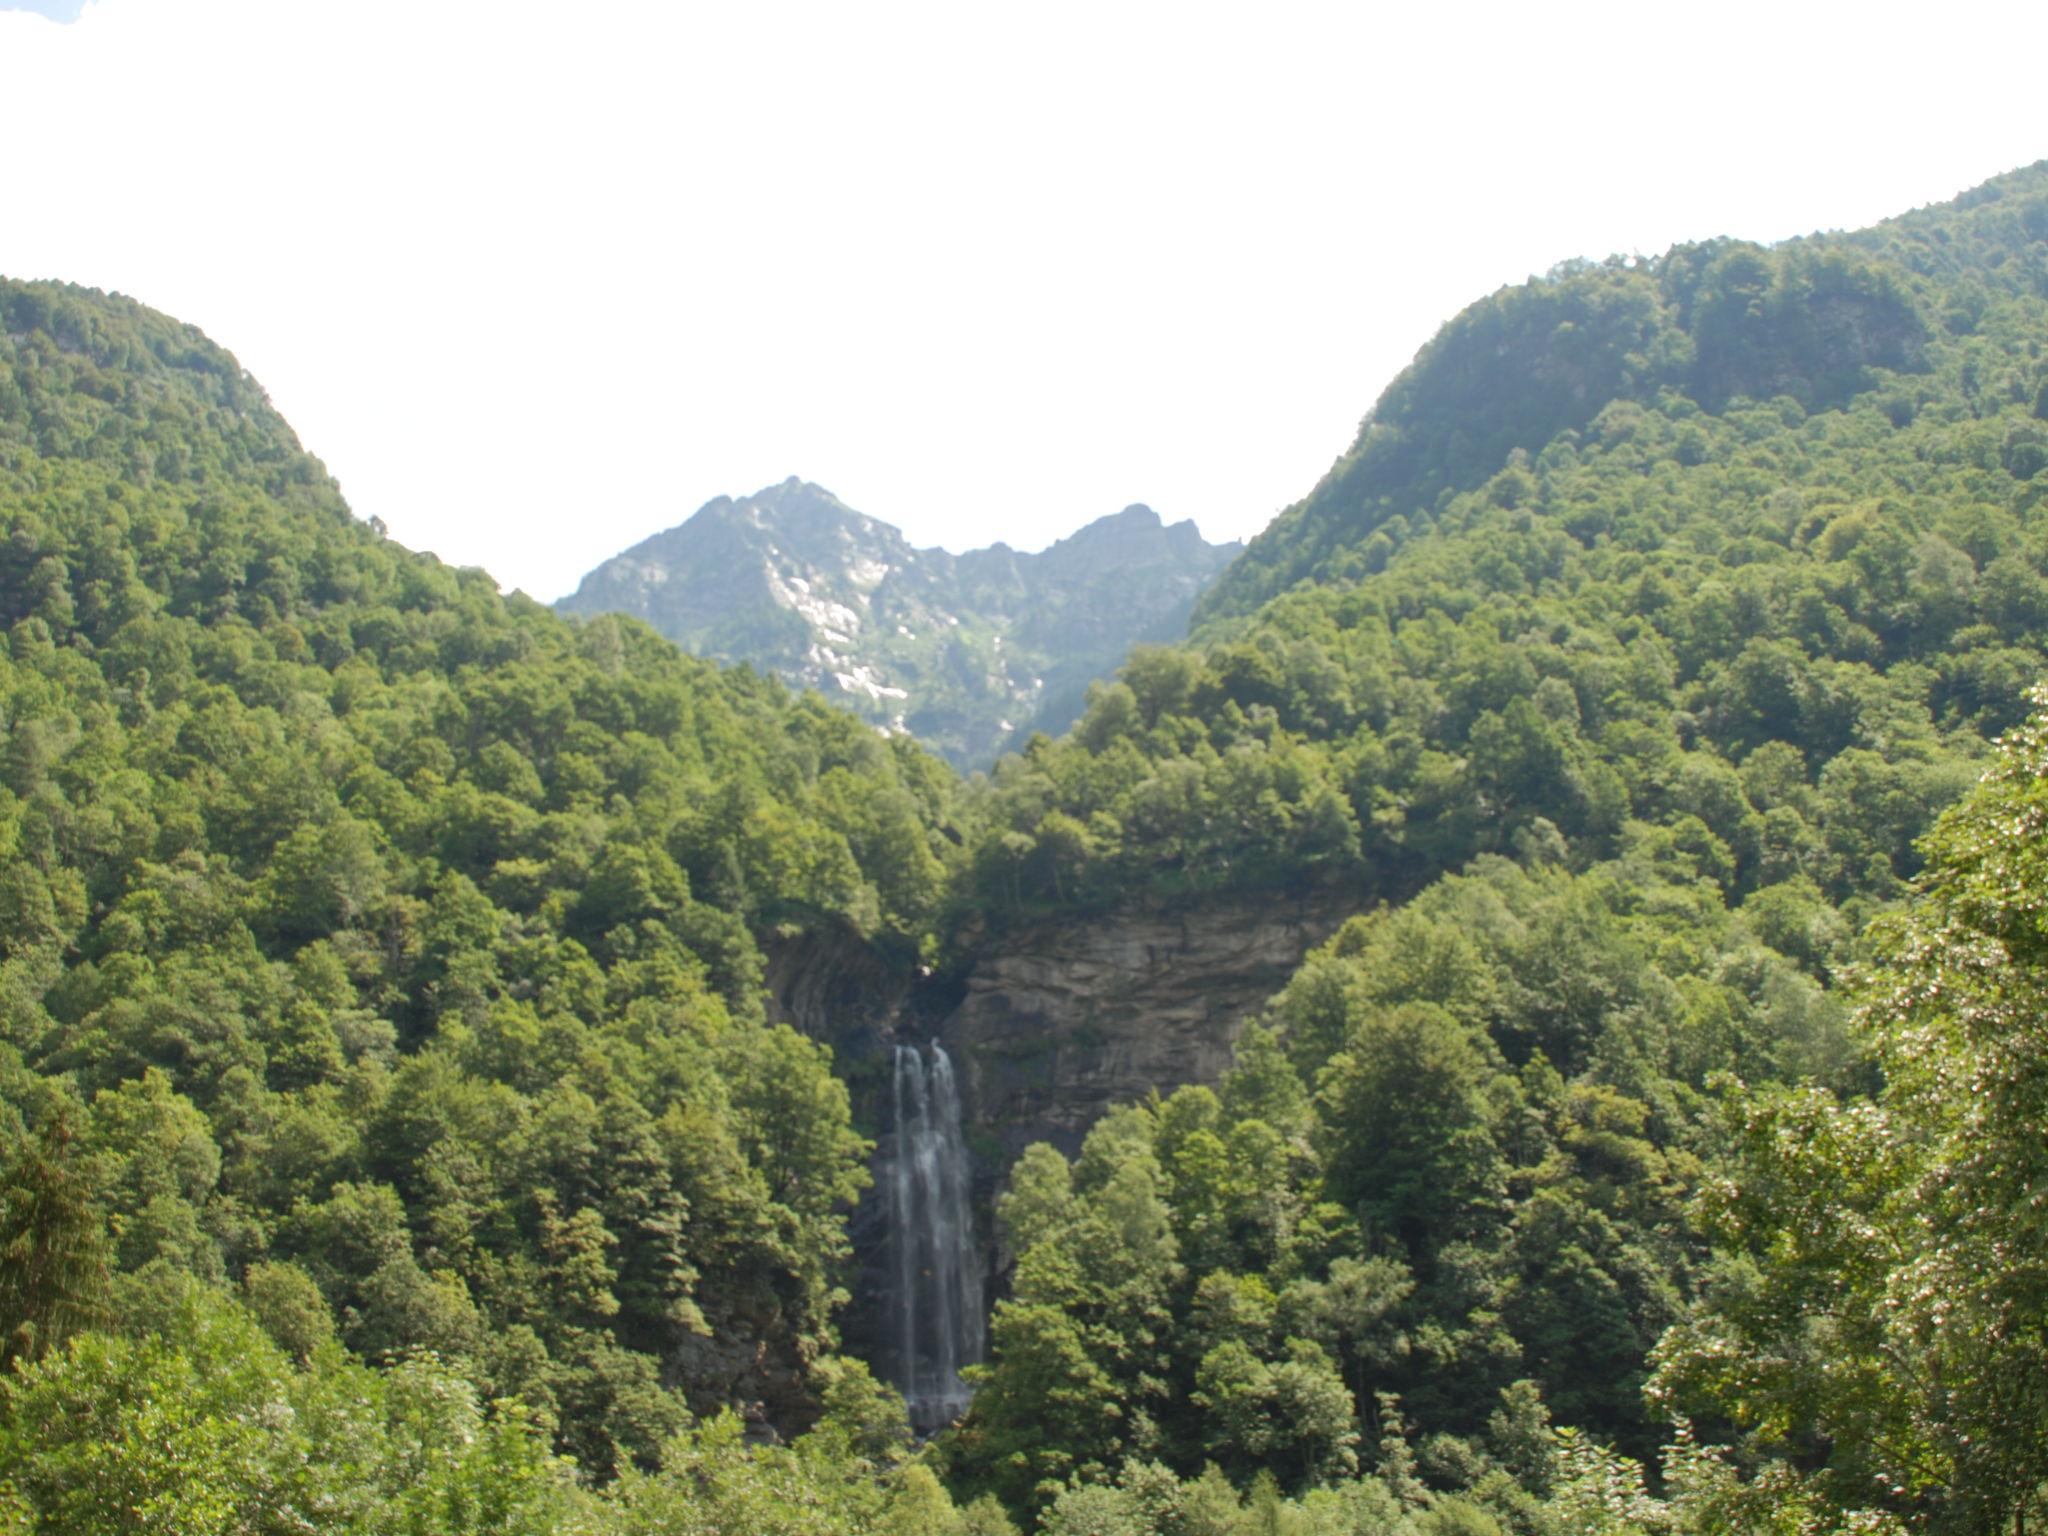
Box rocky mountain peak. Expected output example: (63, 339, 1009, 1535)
(557, 482, 1240, 769)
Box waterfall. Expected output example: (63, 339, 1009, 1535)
(889, 1042, 984, 1431)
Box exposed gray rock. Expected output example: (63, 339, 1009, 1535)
(556, 478, 1240, 770)
(765, 891, 1358, 1370)
(944, 894, 1354, 1169)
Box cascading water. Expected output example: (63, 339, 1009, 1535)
(889, 1041, 984, 1431)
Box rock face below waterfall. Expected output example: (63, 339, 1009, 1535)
(767, 893, 1356, 1166)
(943, 894, 1355, 1170)
(768, 889, 1357, 1377)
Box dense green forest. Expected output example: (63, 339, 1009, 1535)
(7, 163, 2048, 1534)
(0, 276, 981, 1516)
(930, 162, 2048, 1532)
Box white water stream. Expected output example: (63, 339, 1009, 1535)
(889, 1042, 984, 1430)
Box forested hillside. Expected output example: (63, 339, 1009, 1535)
(930, 162, 2048, 1533)
(7, 162, 2048, 1535)
(0, 278, 991, 1522)
(967, 164, 2048, 928)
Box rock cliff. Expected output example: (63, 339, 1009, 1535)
(940, 895, 1354, 1170)
(766, 891, 1357, 1365)
(769, 894, 1353, 1166)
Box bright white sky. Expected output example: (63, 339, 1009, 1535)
(3, 1, 2044, 600)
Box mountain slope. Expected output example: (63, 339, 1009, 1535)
(1197, 161, 2048, 628)
(557, 478, 1239, 769)
(0, 277, 971, 1473)
(936, 163, 2048, 1515)
(12, 160, 2048, 1534)
(965, 162, 2048, 925)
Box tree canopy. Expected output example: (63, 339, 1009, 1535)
(0, 273, 969, 1476)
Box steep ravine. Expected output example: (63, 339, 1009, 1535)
(763, 892, 1355, 1384)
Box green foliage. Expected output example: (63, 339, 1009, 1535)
(10, 161, 2048, 1536)
(948, 834, 1881, 1518)
(1200, 162, 2048, 623)
(0, 275, 968, 1467)
(0, 1114, 109, 1368)
(955, 170, 2048, 950)
(0, 1276, 602, 1535)
(1654, 687, 2048, 1532)
(0, 1274, 992, 1536)
(936, 170, 2048, 1523)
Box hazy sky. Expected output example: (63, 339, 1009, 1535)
(4, 1, 2044, 600)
